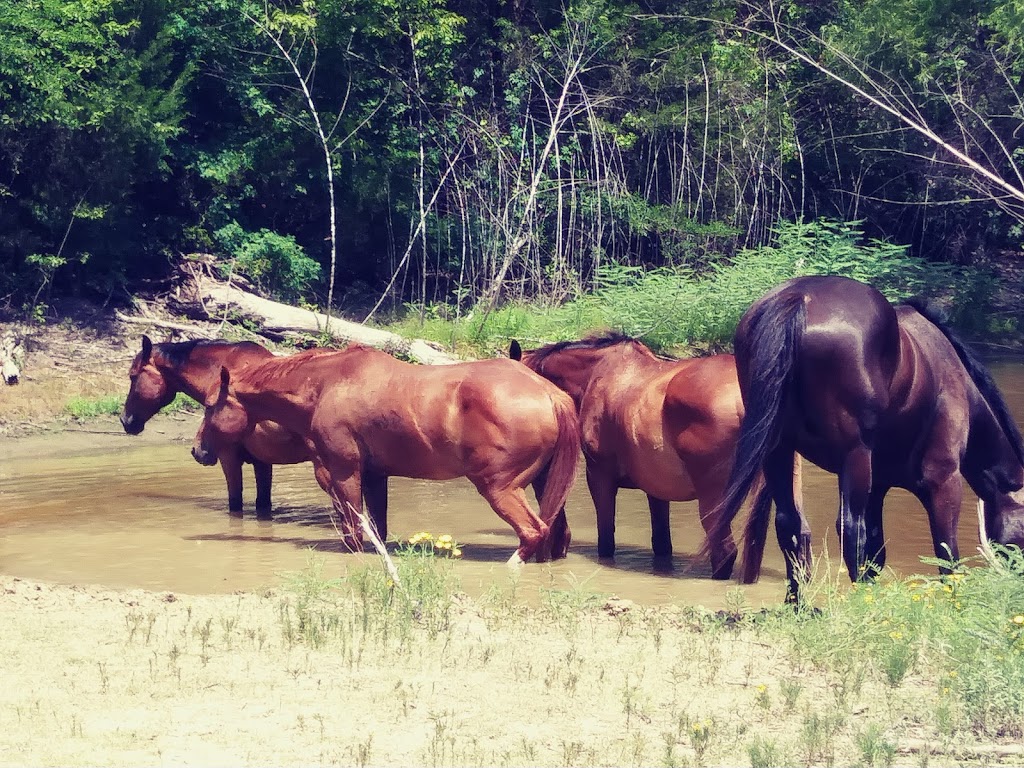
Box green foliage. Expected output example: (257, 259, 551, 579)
(64, 394, 124, 419)
(391, 218, 990, 357)
(770, 546, 1024, 740)
(213, 222, 321, 301)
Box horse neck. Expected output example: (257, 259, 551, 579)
(156, 353, 222, 403)
(964, 397, 1024, 495)
(527, 350, 606, 406)
(231, 360, 326, 433)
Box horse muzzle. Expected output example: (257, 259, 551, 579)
(191, 444, 218, 467)
(120, 412, 144, 435)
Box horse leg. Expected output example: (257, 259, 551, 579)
(219, 447, 245, 516)
(835, 443, 874, 582)
(695, 494, 737, 580)
(863, 487, 888, 576)
(587, 463, 618, 558)
(253, 460, 273, 519)
(647, 495, 672, 559)
(916, 469, 964, 572)
(530, 466, 571, 560)
(312, 459, 364, 552)
(478, 485, 548, 565)
(765, 447, 811, 603)
(362, 471, 389, 543)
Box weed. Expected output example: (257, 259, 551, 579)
(854, 723, 896, 768)
(747, 736, 785, 768)
(687, 717, 715, 766)
(779, 678, 802, 713)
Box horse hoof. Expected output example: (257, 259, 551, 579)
(506, 552, 525, 569)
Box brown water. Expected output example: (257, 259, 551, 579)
(3, 360, 1023, 608)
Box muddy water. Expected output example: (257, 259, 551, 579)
(3, 360, 1023, 609)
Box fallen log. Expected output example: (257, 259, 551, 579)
(115, 312, 215, 338)
(169, 266, 459, 365)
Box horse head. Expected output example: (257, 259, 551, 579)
(192, 366, 254, 466)
(121, 335, 175, 435)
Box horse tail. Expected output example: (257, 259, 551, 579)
(538, 392, 582, 526)
(906, 299, 1024, 466)
(740, 478, 774, 584)
(714, 292, 806, 582)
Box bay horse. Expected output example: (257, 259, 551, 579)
(191, 345, 580, 562)
(510, 333, 782, 579)
(717, 274, 1024, 601)
(121, 335, 311, 517)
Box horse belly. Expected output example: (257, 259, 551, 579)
(622, 442, 696, 501)
(245, 422, 311, 465)
(365, 434, 465, 481)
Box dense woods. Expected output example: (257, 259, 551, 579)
(3, 0, 1024, 327)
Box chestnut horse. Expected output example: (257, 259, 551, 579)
(716, 275, 1024, 601)
(192, 345, 580, 562)
(121, 335, 310, 517)
(510, 333, 781, 580)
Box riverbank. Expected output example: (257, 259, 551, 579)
(3, 305, 1024, 767)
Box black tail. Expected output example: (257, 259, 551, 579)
(906, 299, 1024, 466)
(741, 482, 774, 584)
(717, 292, 806, 583)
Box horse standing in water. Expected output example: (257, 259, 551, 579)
(511, 334, 783, 579)
(192, 345, 580, 562)
(121, 335, 311, 517)
(717, 275, 1024, 601)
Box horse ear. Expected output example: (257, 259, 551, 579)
(141, 335, 152, 361)
(509, 339, 522, 361)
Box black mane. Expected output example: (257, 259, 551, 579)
(526, 332, 660, 368)
(157, 339, 262, 369)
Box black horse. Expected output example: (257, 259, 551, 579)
(716, 275, 1024, 601)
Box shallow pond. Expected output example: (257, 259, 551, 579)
(2, 360, 1022, 609)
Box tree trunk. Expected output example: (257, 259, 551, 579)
(171, 267, 458, 365)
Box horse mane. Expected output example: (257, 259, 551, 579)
(904, 297, 1024, 465)
(156, 339, 265, 369)
(526, 332, 668, 369)
(234, 346, 346, 389)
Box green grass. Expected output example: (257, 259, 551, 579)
(64, 394, 124, 419)
(63, 392, 198, 421)
(277, 540, 1024, 763)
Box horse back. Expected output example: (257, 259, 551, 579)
(313, 354, 569, 480)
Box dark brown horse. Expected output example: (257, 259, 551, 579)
(717, 275, 1024, 600)
(191, 345, 580, 562)
(511, 334, 782, 579)
(121, 335, 311, 517)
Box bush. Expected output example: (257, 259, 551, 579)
(213, 222, 321, 302)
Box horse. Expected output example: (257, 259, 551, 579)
(121, 335, 311, 517)
(510, 333, 784, 580)
(716, 274, 1024, 601)
(191, 345, 580, 562)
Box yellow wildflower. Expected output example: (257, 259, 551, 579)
(452, 547, 463, 558)
(1012, 615, 1024, 625)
